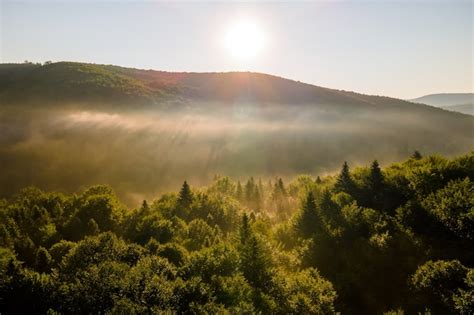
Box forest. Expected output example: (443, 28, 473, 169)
(0, 151, 472, 314)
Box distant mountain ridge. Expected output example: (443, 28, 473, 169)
(410, 93, 473, 107)
(410, 93, 474, 115)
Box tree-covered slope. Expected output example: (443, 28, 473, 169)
(0, 152, 473, 314)
(0, 62, 472, 204)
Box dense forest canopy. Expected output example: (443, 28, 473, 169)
(1, 62, 473, 205)
(1, 152, 473, 314)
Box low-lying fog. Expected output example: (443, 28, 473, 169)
(0, 103, 471, 206)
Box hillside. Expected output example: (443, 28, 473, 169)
(410, 93, 474, 115)
(0, 62, 466, 110)
(410, 93, 473, 107)
(0, 62, 473, 204)
(442, 103, 474, 116)
(1, 153, 473, 314)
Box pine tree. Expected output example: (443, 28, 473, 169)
(258, 178, 265, 200)
(236, 181, 243, 201)
(368, 160, 385, 210)
(412, 150, 422, 160)
(35, 247, 52, 273)
(245, 178, 255, 205)
(315, 176, 322, 184)
(334, 161, 356, 195)
(141, 200, 149, 211)
(177, 181, 193, 209)
(369, 160, 384, 191)
(240, 235, 272, 291)
(294, 191, 319, 238)
(277, 178, 287, 196)
(239, 213, 251, 245)
(254, 187, 262, 211)
(319, 189, 337, 222)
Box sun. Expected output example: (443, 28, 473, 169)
(225, 21, 264, 60)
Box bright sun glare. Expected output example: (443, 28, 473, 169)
(225, 22, 264, 60)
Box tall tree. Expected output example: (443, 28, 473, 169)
(177, 181, 193, 209)
(412, 150, 422, 160)
(315, 176, 322, 184)
(236, 181, 243, 201)
(368, 160, 385, 210)
(176, 181, 193, 219)
(240, 235, 272, 291)
(239, 213, 251, 245)
(334, 161, 356, 195)
(294, 191, 319, 238)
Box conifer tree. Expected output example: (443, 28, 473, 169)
(277, 178, 287, 196)
(236, 181, 243, 201)
(319, 189, 339, 225)
(254, 187, 262, 211)
(240, 235, 272, 291)
(366, 160, 385, 210)
(141, 199, 149, 211)
(315, 176, 322, 184)
(245, 178, 255, 205)
(412, 150, 422, 160)
(35, 247, 52, 273)
(239, 213, 251, 245)
(177, 181, 193, 209)
(334, 161, 356, 195)
(294, 191, 319, 238)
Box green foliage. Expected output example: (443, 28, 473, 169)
(0, 152, 473, 314)
(334, 161, 358, 199)
(422, 177, 473, 240)
(294, 191, 319, 238)
(410, 260, 472, 313)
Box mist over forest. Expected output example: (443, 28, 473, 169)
(0, 63, 472, 205)
(0, 61, 473, 315)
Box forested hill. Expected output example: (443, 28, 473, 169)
(0, 62, 471, 114)
(1, 62, 473, 204)
(1, 152, 473, 314)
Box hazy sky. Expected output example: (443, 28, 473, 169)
(1, 0, 472, 99)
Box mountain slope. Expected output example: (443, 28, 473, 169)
(0, 62, 473, 204)
(0, 62, 457, 110)
(410, 93, 473, 107)
(441, 103, 474, 116)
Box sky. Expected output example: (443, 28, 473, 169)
(0, 0, 472, 99)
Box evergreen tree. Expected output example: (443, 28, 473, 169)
(177, 181, 193, 209)
(239, 213, 251, 245)
(245, 178, 255, 206)
(294, 191, 319, 238)
(368, 160, 385, 210)
(236, 181, 243, 201)
(240, 235, 272, 291)
(334, 161, 356, 195)
(369, 160, 384, 190)
(258, 179, 265, 204)
(277, 178, 287, 196)
(412, 150, 422, 160)
(319, 189, 339, 226)
(315, 176, 322, 184)
(254, 187, 262, 211)
(35, 247, 52, 273)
